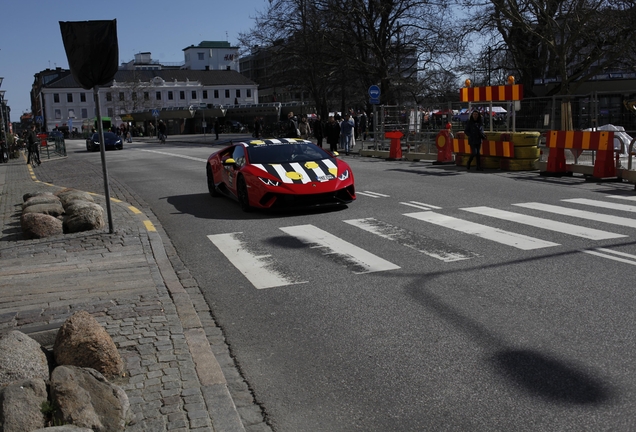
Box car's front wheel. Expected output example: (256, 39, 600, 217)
(237, 176, 252, 212)
(207, 165, 220, 197)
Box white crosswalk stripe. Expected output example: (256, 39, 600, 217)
(343, 218, 477, 262)
(207, 233, 308, 289)
(513, 202, 636, 229)
(279, 224, 400, 274)
(563, 198, 636, 214)
(404, 211, 560, 250)
(357, 191, 391, 198)
(462, 206, 626, 240)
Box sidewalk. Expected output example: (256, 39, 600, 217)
(0, 152, 271, 432)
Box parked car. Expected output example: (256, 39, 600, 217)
(206, 138, 356, 211)
(85, 132, 123, 151)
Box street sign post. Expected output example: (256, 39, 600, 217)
(369, 85, 381, 105)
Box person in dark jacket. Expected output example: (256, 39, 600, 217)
(464, 110, 485, 171)
(26, 124, 41, 165)
(325, 115, 340, 152)
(286, 112, 299, 138)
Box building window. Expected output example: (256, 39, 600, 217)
(168, 91, 173, 100)
(236, 89, 241, 98)
(198, 52, 204, 60)
(214, 90, 219, 98)
(225, 90, 230, 98)
(80, 93, 86, 102)
(191, 90, 197, 99)
(156, 91, 162, 100)
(54, 94, 60, 103)
(203, 90, 208, 99)
(81, 108, 88, 119)
(247, 89, 251, 97)
(106, 92, 112, 102)
(108, 108, 113, 117)
(54, 109, 61, 119)
(68, 109, 75, 118)
(144, 92, 149, 101)
(119, 92, 125, 101)
(180, 91, 185, 100)
(67, 93, 73, 103)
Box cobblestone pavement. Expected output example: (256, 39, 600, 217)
(0, 148, 272, 432)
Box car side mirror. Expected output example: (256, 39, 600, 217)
(222, 158, 236, 166)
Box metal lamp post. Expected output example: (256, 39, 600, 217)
(0, 86, 8, 146)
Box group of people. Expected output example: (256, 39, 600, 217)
(284, 110, 369, 156)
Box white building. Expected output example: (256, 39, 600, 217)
(182, 41, 239, 71)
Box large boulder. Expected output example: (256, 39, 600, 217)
(62, 201, 105, 234)
(23, 193, 62, 209)
(21, 202, 65, 217)
(50, 366, 131, 432)
(20, 212, 64, 239)
(23, 191, 55, 202)
(32, 426, 94, 432)
(55, 189, 95, 210)
(0, 378, 47, 432)
(53, 311, 124, 377)
(0, 331, 49, 387)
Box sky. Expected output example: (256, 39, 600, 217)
(0, 0, 269, 119)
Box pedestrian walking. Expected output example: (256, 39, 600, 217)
(214, 119, 220, 140)
(26, 124, 41, 166)
(313, 115, 324, 148)
(253, 117, 261, 139)
(286, 112, 300, 138)
(325, 116, 340, 153)
(464, 110, 486, 171)
(339, 113, 355, 155)
(298, 116, 311, 140)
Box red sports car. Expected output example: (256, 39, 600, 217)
(206, 138, 356, 211)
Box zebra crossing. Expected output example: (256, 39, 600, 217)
(207, 195, 636, 288)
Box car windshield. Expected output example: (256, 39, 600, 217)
(247, 143, 333, 164)
(92, 132, 117, 140)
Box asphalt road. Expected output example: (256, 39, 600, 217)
(67, 137, 636, 431)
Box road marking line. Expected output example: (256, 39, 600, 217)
(462, 206, 626, 240)
(404, 211, 559, 250)
(128, 206, 142, 214)
(358, 191, 390, 198)
(344, 218, 475, 262)
(143, 220, 156, 232)
(582, 249, 636, 266)
(136, 148, 208, 163)
(400, 201, 442, 211)
(207, 232, 307, 289)
(606, 195, 636, 202)
(279, 224, 400, 274)
(562, 198, 636, 214)
(514, 202, 636, 229)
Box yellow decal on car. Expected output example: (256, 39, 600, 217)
(304, 161, 319, 170)
(328, 167, 338, 176)
(286, 171, 303, 180)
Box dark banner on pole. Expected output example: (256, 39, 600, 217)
(59, 20, 119, 90)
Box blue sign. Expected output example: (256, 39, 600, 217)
(369, 97, 380, 105)
(368, 85, 380, 99)
(152, 109, 160, 117)
(35, 116, 43, 124)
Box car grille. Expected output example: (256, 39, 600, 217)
(260, 186, 355, 208)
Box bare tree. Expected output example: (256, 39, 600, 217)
(462, 0, 636, 97)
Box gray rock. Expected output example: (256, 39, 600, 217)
(22, 194, 62, 209)
(63, 202, 105, 233)
(21, 202, 65, 217)
(0, 331, 49, 387)
(50, 366, 131, 432)
(55, 189, 95, 209)
(20, 212, 64, 239)
(23, 191, 55, 202)
(0, 378, 47, 432)
(32, 427, 94, 432)
(53, 311, 124, 378)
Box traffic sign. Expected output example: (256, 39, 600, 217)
(370, 97, 380, 105)
(35, 116, 43, 124)
(368, 85, 380, 99)
(152, 109, 160, 117)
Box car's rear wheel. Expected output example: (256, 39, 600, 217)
(237, 176, 252, 212)
(207, 165, 220, 197)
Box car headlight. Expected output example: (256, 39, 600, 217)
(259, 177, 280, 186)
(338, 170, 350, 181)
